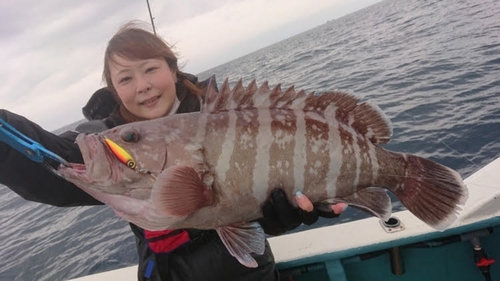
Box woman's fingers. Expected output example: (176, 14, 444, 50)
(295, 191, 348, 214)
(294, 191, 314, 212)
(331, 202, 348, 214)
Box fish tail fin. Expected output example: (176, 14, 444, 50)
(151, 165, 214, 217)
(394, 154, 468, 230)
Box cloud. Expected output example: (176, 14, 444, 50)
(1, 0, 378, 131)
(159, 0, 348, 71)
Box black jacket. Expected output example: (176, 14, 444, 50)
(0, 76, 278, 281)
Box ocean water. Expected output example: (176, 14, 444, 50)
(1, 0, 499, 279)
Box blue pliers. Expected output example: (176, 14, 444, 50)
(0, 117, 70, 175)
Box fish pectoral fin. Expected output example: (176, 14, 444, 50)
(151, 165, 213, 217)
(342, 187, 392, 221)
(216, 222, 266, 268)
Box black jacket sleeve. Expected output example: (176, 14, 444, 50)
(0, 109, 102, 206)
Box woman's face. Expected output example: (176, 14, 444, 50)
(109, 55, 178, 120)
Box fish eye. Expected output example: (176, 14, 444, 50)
(122, 130, 140, 143)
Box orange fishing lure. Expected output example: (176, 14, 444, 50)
(101, 136, 157, 181)
(103, 137, 136, 169)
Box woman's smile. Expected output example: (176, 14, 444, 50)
(140, 95, 161, 107)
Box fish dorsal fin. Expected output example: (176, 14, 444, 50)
(203, 78, 393, 144)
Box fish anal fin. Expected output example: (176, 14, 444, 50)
(151, 165, 213, 217)
(342, 187, 392, 221)
(216, 222, 266, 268)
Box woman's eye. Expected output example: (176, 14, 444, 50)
(122, 130, 140, 143)
(119, 77, 131, 83)
(146, 67, 157, 73)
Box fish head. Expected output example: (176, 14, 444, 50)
(58, 120, 171, 194)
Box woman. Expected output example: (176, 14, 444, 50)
(0, 23, 345, 281)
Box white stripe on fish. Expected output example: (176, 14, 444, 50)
(217, 110, 237, 183)
(253, 108, 272, 202)
(293, 109, 306, 193)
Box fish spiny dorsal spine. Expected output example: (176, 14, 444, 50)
(204, 78, 392, 141)
(202, 78, 393, 204)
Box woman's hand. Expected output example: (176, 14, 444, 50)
(259, 189, 347, 236)
(295, 190, 347, 218)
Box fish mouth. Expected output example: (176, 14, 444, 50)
(58, 134, 117, 184)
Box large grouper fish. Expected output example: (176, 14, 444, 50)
(58, 78, 468, 267)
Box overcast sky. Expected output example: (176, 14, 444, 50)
(1, 0, 381, 131)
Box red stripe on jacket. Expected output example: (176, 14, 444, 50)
(144, 229, 190, 253)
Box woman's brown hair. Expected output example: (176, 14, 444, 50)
(103, 22, 204, 123)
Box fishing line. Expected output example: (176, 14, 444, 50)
(399, 111, 481, 171)
(375, 102, 498, 191)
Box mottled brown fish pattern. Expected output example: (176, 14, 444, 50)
(59, 78, 468, 267)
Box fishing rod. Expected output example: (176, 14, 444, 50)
(146, 0, 157, 35)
